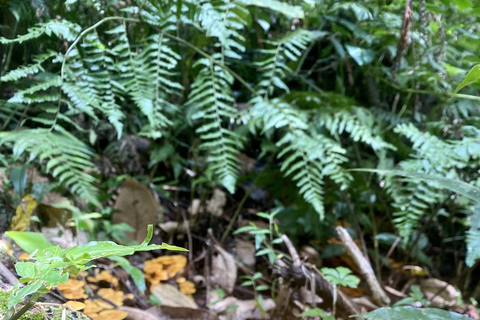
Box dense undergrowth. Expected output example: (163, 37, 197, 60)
(2, 0, 480, 319)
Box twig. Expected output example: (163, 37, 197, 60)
(336, 226, 391, 306)
(281, 234, 301, 268)
(0, 261, 18, 285)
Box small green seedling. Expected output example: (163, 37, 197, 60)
(4, 225, 186, 320)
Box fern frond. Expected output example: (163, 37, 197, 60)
(64, 32, 124, 137)
(0, 19, 80, 44)
(197, 1, 248, 60)
(0, 129, 99, 205)
(110, 24, 181, 138)
(277, 131, 351, 218)
(394, 123, 465, 169)
(188, 58, 242, 193)
(317, 107, 396, 152)
(1, 52, 57, 82)
(248, 97, 308, 134)
(256, 29, 320, 97)
(237, 0, 305, 18)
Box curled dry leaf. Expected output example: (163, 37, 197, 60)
(211, 245, 237, 294)
(150, 283, 198, 309)
(420, 278, 460, 308)
(113, 177, 163, 243)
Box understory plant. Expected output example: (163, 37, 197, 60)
(2, 0, 480, 306)
(2, 225, 186, 320)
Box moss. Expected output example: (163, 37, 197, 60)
(0, 291, 90, 320)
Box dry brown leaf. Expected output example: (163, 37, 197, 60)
(147, 306, 218, 320)
(207, 293, 274, 320)
(113, 178, 163, 243)
(211, 245, 237, 294)
(233, 240, 256, 267)
(37, 193, 73, 228)
(420, 278, 460, 308)
(120, 306, 159, 320)
(9, 194, 37, 231)
(150, 283, 198, 309)
(206, 189, 226, 217)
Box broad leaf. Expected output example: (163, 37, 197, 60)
(360, 306, 474, 320)
(454, 64, 480, 94)
(352, 169, 480, 203)
(6, 231, 53, 253)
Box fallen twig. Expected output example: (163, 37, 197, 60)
(336, 226, 390, 306)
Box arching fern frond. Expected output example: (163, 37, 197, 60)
(63, 32, 124, 137)
(317, 107, 396, 152)
(109, 24, 181, 138)
(256, 29, 322, 97)
(188, 58, 242, 193)
(277, 131, 351, 218)
(0, 19, 80, 44)
(0, 129, 99, 205)
(247, 97, 308, 134)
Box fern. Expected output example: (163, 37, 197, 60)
(63, 32, 125, 137)
(109, 24, 181, 138)
(188, 58, 242, 193)
(0, 19, 80, 44)
(196, 1, 248, 60)
(256, 29, 321, 98)
(277, 131, 351, 219)
(316, 106, 396, 152)
(0, 129, 99, 205)
(387, 123, 472, 240)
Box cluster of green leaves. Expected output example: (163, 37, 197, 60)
(4, 225, 185, 312)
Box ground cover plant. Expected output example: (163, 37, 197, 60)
(2, 0, 480, 319)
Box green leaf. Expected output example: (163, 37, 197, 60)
(11, 165, 28, 198)
(109, 256, 146, 293)
(236, 0, 304, 18)
(352, 169, 480, 203)
(8, 281, 43, 309)
(345, 45, 375, 66)
(455, 0, 473, 10)
(321, 266, 360, 288)
(6, 231, 54, 253)
(300, 308, 335, 319)
(454, 64, 480, 94)
(360, 306, 474, 320)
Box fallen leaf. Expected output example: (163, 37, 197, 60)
(9, 194, 37, 231)
(420, 278, 460, 308)
(150, 283, 198, 309)
(211, 245, 237, 294)
(206, 189, 226, 217)
(120, 306, 159, 320)
(113, 178, 163, 243)
(147, 306, 218, 320)
(233, 240, 256, 267)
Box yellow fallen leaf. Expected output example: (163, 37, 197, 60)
(9, 194, 38, 231)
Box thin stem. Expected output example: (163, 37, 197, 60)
(220, 179, 257, 243)
(8, 292, 41, 320)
